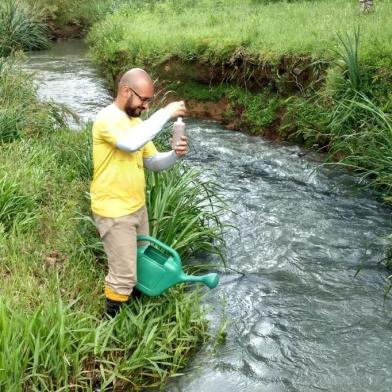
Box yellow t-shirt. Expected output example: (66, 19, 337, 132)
(90, 104, 158, 217)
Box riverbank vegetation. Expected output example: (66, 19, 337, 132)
(87, 0, 392, 82)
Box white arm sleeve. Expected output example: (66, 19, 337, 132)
(143, 151, 179, 172)
(116, 108, 171, 152)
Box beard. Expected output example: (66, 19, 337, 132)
(124, 96, 143, 117)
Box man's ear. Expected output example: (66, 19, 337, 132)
(118, 84, 128, 97)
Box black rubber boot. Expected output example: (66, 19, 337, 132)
(105, 298, 124, 318)
(132, 287, 143, 300)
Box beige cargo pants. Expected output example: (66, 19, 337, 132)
(94, 206, 149, 302)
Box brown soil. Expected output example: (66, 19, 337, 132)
(48, 22, 85, 40)
(186, 98, 228, 122)
(154, 54, 325, 94)
(162, 93, 282, 141)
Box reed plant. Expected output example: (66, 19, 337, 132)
(321, 29, 392, 198)
(328, 95, 392, 194)
(0, 0, 49, 57)
(336, 28, 361, 92)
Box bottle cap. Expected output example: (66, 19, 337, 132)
(176, 117, 184, 124)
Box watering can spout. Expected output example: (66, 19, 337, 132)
(179, 271, 219, 289)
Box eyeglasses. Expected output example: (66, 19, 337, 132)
(127, 86, 154, 104)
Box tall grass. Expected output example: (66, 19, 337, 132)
(328, 94, 392, 193)
(336, 27, 361, 92)
(0, 0, 49, 56)
(322, 29, 392, 197)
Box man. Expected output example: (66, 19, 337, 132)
(90, 68, 188, 317)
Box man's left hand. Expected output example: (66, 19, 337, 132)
(174, 135, 189, 157)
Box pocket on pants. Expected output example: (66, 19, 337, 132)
(94, 216, 115, 239)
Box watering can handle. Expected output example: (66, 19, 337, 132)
(137, 235, 181, 261)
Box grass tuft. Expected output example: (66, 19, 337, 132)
(0, 0, 49, 56)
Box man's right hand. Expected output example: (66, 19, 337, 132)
(165, 101, 187, 118)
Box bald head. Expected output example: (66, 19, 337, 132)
(118, 68, 153, 93)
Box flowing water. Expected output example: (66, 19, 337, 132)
(26, 40, 392, 392)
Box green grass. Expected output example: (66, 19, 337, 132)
(326, 94, 392, 195)
(313, 29, 392, 201)
(165, 80, 227, 102)
(0, 174, 38, 232)
(0, 287, 210, 390)
(0, 286, 209, 391)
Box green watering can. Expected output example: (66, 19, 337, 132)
(135, 235, 219, 296)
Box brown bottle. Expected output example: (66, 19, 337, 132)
(171, 117, 186, 150)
